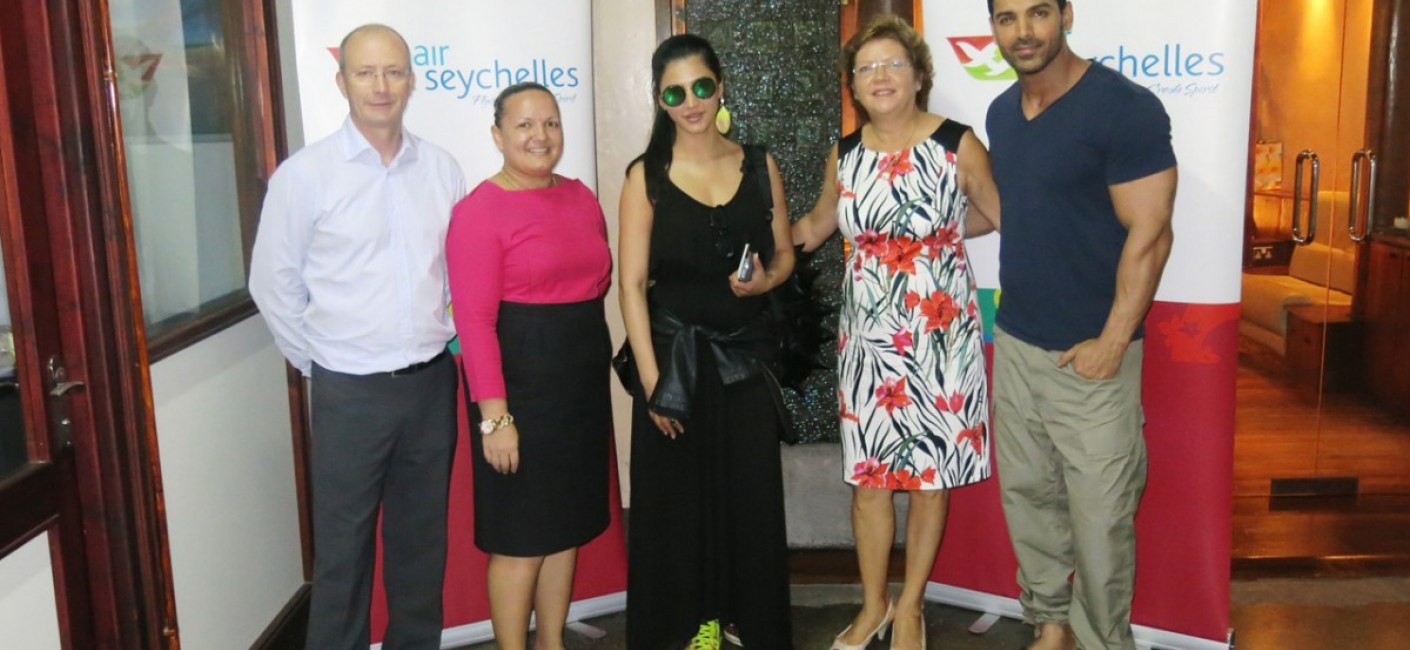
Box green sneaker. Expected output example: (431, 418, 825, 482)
(689, 619, 721, 650)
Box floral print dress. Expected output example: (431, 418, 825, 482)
(836, 120, 991, 491)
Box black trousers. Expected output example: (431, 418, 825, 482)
(306, 354, 457, 650)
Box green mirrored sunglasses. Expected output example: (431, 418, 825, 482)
(660, 77, 718, 108)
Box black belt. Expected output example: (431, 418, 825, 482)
(646, 306, 797, 444)
(389, 349, 448, 376)
(648, 307, 769, 420)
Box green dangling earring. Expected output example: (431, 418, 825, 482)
(715, 100, 732, 135)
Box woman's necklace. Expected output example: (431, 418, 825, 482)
(497, 170, 557, 190)
(872, 115, 922, 153)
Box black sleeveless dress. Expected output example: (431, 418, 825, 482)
(626, 150, 794, 649)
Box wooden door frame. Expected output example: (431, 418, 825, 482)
(1351, 0, 1410, 317)
(1, 0, 181, 645)
(1366, 0, 1410, 239)
(6, 0, 299, 644)
(1, 4, 100, 649)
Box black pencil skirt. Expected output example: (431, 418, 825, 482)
(466, 298, 612, 557)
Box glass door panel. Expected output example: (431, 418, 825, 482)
(1311, 0, 1410, 496)
(1242, 0, 1410, 501)
(1240, 0, 1371, 497)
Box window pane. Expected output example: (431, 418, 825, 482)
(109, 0, 249, 339)
(0, 236, 27, 479)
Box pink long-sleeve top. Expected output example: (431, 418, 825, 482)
(447, 177, 612, 401)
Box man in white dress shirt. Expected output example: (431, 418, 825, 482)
(249, 23, 465, 649)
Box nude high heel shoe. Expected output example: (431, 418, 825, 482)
(890, 609, 926, 650)
(830, 601, 895, 650)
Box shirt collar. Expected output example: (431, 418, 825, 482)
(337, 116, 420, 166)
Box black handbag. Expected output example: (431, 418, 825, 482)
(611, 342, 637, 393)
(743, 145, 830, 389)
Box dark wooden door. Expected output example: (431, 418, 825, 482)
(0, 19, 97, 648)
(1394, 248, 1410, 401)
(1363, 242, 1403, 406)
(1357, 0, 1410, 424)
(1, 0, 178, 646)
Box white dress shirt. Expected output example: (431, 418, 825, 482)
(250, 118, 466, 375)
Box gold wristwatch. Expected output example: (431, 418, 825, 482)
(478, 413, 514, 435)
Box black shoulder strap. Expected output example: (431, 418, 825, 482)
(935, 119, 972, 156)
(838, 129, 863, 159)
(744, 144, 773, 217)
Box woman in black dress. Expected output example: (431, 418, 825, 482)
(617, 35, 796, 650)
(449, 83, 613, 650)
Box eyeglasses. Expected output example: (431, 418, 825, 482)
(707, 209, 733, 258)
(347, 68, 411, 85)
(853, 58, 911, 77)
(660, 77, 718, 108)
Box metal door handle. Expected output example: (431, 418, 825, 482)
(44, 356, 81, 450)
(1348, 149, 1377, 243)
(1292, 150, 1320, 245)
(50, 380, 85, 397)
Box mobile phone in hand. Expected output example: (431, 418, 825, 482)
(736, 243, 754, 282)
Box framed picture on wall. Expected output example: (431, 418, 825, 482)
(1254, 140, 1283, 190)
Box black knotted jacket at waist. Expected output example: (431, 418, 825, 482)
(646, 307, 794, 443)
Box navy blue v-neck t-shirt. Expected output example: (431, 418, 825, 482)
(986, 62, 1176, 351)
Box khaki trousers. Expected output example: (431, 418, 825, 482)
(993, 327, 1147, 650)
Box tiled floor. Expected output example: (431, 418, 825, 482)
(1229, 577, 1410, 650)
(454, 578, 1410, 649)
(456, 585, 1030, 650)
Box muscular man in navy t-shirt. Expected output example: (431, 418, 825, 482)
(985, 1, 1178, 649)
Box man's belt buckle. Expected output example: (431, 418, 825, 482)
(390, 350, 445, 376)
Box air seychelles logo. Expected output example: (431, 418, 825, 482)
(1095, 44, 1227, 98)
(327, 43, 582, 106)
(945, 34, 1229, 98)
(946, 36, 1015, 81)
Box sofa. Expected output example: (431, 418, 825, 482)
(1240, 191, 1356, 355)
(1240, 187, 1359, 355)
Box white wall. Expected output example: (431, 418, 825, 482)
(0, 533, 61, 649)
(274, 0, 305, 153)
(593, 0, 656, 507)
(150, 317, 302, 649)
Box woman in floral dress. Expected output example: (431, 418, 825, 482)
(792, 14, 1001, 650)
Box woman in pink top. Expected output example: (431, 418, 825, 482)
(446, 82, 612, 650)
